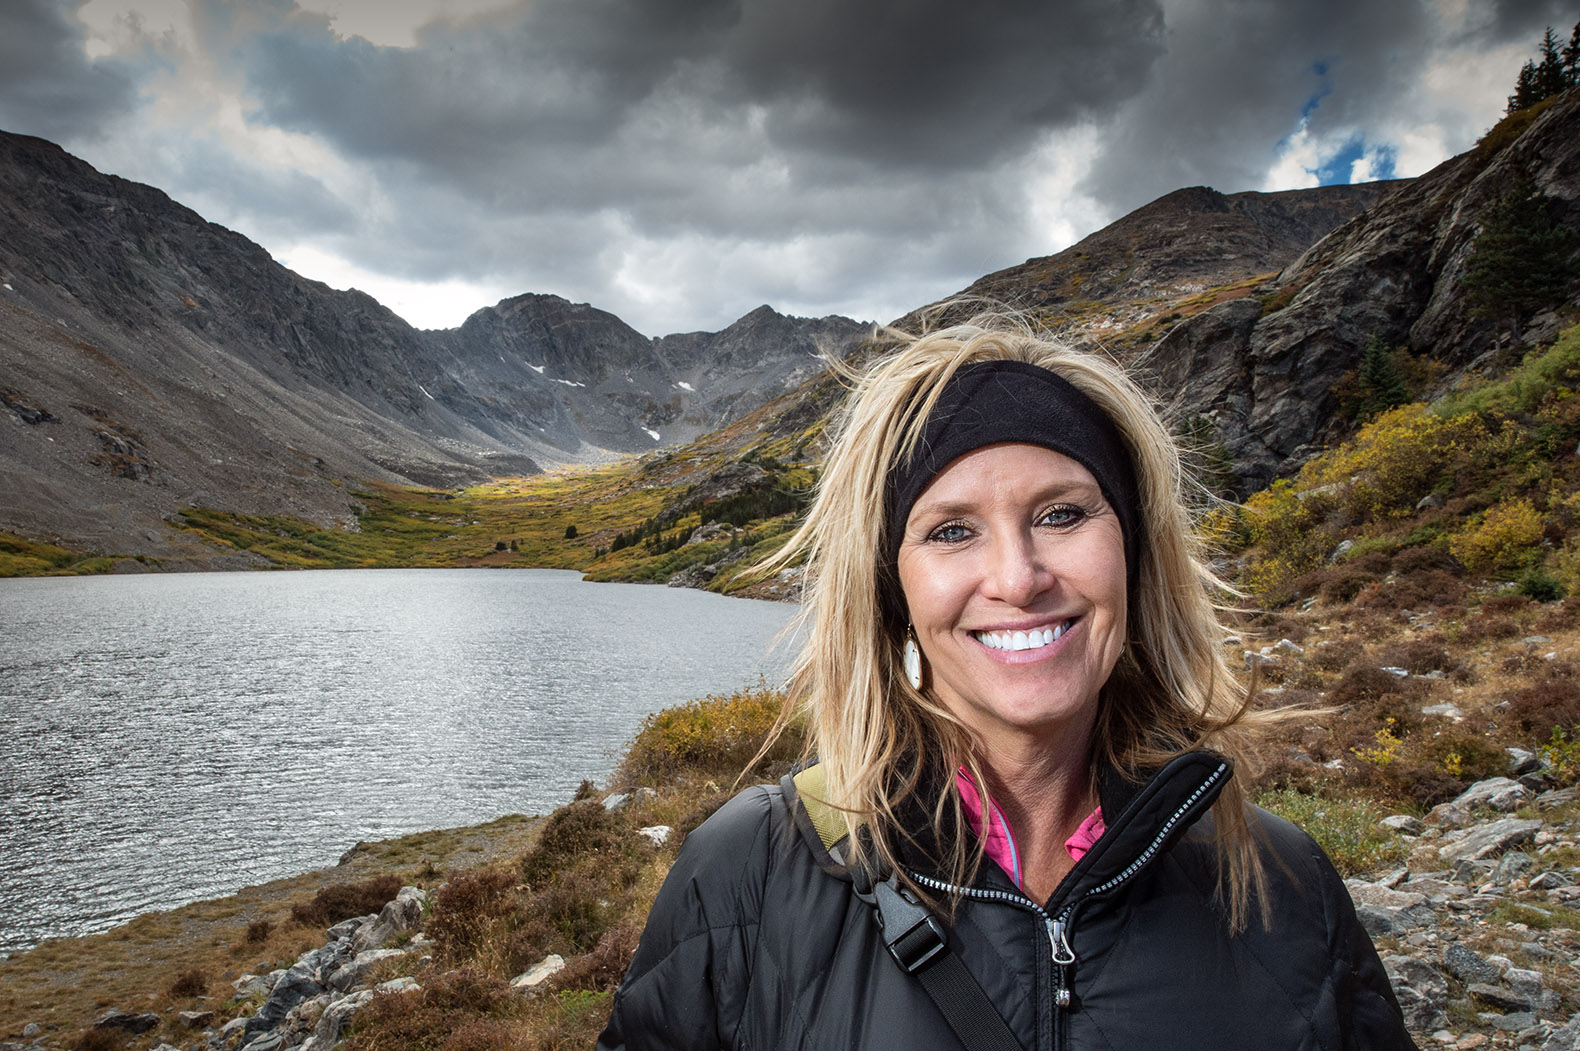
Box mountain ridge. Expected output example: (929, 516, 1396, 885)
(0, 129, 866, 561)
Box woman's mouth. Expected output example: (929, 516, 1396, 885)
(972, 619, 1074, 652)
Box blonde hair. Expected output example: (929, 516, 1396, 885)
(760, 314, 1270, 931)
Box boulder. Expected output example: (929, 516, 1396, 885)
(1436, 818, 1542, 864)
(1383, 955, 1449, 1032)
(93, 1010, 159, 1034)
(1451, 777, 1534, 813)
(328, 948, 410, 992)
(637, 825, 673, 847)
(1444, 943, 1502, 986)
(298, 989, 374, 1051)
(244, 961, 325, 1036)
(351, 886, 427, 953)
(1542, 1015, 1580, 1051)
(1381, 815, 1426, 835)
(376, 976, 421, 994)
(1469, 982, 1535, 1013)
(511, 953, 567, 991)
(1491, 851, 1537, 884)
(326, 914, 374, 941)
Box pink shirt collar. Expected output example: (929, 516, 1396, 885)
(955, 768, 1105, 891)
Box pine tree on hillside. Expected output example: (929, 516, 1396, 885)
(1508, 60, 1540, 113)
(1354, 335, 1409, 419)
(1461, 177, 1580, 344)
(1538, 26, 1569, 99)
(1506, 19, 1580, 112)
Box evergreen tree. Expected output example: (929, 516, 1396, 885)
(1354, 335, 1409, 419)
(1537, 26, 1568, 98)
(1461, 177, 1580, 344)
(1505, 20, 1580, 112)
(1508, 60, 1540, 113)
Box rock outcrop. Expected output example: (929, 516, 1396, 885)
(1148, 89, 1580, 492)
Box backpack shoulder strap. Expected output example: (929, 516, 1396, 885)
(792, 765, 1026, 1051)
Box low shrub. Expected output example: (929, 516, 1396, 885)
(70, 1030, 126, 1051)
(1257, 788, 1409, 876)
(1327, 663, 1415, 709)
(1423, 730, 1507, 783)
(546, 922, 643, 995)
(1375, 639, 1454, 676)
(291, 874, 403, 928)
(428, 868, 518, 963)
(439, 1018, 536, 1051)
(1519, 568, 1564, 602)
(614, 685, 803, 787)
(1355, 569, 1465, 611)
(245, 919, 273, 944)
(167, 967, 208, 999)
(1507, 676, 1580, 737)
(530, 989, 618, 1051)
(341, 969, 526, 1051)
(520, 803, 627, 887)
(1538, 727, 1580, 787)
(1449, 497, 1545, 574)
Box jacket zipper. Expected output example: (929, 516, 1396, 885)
(907, 762, 1227, 1048)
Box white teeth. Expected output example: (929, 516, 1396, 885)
(975, 621, 1070, 650)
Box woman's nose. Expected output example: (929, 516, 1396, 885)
(981, 530, 1050, 606)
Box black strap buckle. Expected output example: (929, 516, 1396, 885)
(871, 875, 948, 974)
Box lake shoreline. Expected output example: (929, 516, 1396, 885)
(0, 811, 548, 1041)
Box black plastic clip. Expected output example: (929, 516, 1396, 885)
(870, 874, 949, 974)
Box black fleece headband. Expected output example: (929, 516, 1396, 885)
(883, 360, 1142, 578)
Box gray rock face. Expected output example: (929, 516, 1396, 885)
(1453, 777, 1535, 813)
(244, 961, 326, 1036)
(1436, 818, 1543, 864)
(1470, 982, 1536, 1013)
(1146, 89, 1580, 492)
(1384, 955, 1449, 1032)
(328, 948, 409, 992)
(351, 885, 426, 953)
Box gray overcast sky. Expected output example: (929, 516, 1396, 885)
(1, 0, 1573, 336)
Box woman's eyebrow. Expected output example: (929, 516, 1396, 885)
(912, 480, 1105, 520)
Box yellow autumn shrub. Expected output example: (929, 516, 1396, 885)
(1448, 497, 1545, 573)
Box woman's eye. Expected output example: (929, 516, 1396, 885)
(1039, 505, 1086, 528)
(927, 522, 971, 544)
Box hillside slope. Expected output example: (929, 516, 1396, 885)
(0, 131, 864, 562)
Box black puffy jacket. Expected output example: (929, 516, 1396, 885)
(598, 752, 1416, 1050)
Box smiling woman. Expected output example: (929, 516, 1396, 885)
(598, 316, 1416, 1051)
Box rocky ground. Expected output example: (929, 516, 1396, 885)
(1355, 771, 1580, 1049)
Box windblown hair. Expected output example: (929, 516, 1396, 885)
(758, 313, 1273, 932)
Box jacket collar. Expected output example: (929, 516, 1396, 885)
(786, 751, 1232, 909)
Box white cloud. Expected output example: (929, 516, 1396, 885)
(274, 242, 518, 329)
(9, 0, 1572, 337)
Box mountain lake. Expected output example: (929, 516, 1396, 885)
(0, 568, 796, 957)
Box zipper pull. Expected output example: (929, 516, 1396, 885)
(1047, 916, 1075, 965)
(1046, 916, 1075, 1008)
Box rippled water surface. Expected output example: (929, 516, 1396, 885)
(0, 569, 794, 956)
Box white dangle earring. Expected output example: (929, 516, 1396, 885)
(903, 626, 926, 691)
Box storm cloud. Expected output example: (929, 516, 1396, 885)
(0, 0, 1569, 334)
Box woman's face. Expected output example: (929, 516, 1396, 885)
(896, 442, 1128, 756)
